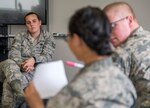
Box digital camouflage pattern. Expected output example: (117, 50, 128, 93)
(113, 26, 150, 108)
(46, 57, 137, 108)
(9, 29, 56, 65)
(0, 29, 55, 108)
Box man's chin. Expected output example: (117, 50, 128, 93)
(112, 42, 120, 48)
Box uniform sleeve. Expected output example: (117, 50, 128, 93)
(46, 74, 135, 108)
(129, 54, 150, 108)
(8, 33, 22, 66)
(46, 86, 81, 108)
(34, 33, 56, 63)
(112, 49, 132, 76)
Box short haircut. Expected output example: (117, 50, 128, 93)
(68, 6, 112, 56)
(24, 12, 41, 22)
(103, 2, 136, 19)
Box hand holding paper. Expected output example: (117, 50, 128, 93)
(33, 60, 68, 99)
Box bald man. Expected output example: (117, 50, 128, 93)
(104, 2, 150, 108)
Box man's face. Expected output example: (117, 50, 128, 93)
(25, 14, 41, 35)
(106, 12, 131, 47)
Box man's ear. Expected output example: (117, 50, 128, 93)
(128, 15, 133, 27)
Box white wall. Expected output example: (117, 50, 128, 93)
(9, 0, 150, 81)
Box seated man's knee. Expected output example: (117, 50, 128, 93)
(4, 59, 17, 65)
(3, 59, 19, 69)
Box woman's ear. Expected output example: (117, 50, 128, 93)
(73, 33, 83, 47)
(39, 20, 42, 26)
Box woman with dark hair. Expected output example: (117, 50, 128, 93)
(24, 6, 137, 108)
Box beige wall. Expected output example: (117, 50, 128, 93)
(49, 0, 150, 33)
(48, 0, 150, 81)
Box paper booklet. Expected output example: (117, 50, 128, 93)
(33, 60, 68, 99)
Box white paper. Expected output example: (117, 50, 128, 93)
(33, 60, 68, 99)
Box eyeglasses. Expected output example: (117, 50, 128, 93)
(63, 35, 69, 41)
(63, 34, 72, 42)
(53, 33, 70, 42)
(111, 16, 128, 28)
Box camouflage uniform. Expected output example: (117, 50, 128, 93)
(0, 29, 55, 108)
(113, 26, 150, 108)
(46, 57, 137, 108)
